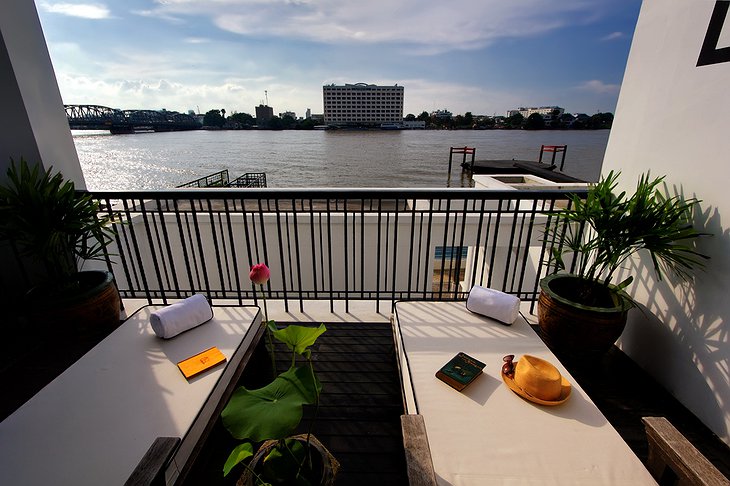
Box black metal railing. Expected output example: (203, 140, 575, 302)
(229, 173, 267, 188)
(90, 187, 585, 313)
(176, 170, 230, 188)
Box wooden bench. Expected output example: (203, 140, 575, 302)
(401, 415, 437, 486)
(643, 417, 729, 486)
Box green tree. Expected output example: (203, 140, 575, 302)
(203, 109, 225, 127)
(267, 116, 283, 130)
(558, 113, 575, 129)
(405, 113, 416, 121)
(417, 111, 430, 122)
(524, 113, 545, 130)
(589, 112, 614, 129)
(464, 112, 474, 127)
(281, 115, 296, 129)
(298, 118, 317, 130)
(507, 113, 524, 129)
(454, 114, 465, 127)
(229, 112, 254, 127)
(481, 117, 495, 129)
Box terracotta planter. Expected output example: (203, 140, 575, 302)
(538, 273, 633, 358)
(26, 270, 121, 335)
(237, 434, 339, 486)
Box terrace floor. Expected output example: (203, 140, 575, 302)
(2, 299, 729, 482)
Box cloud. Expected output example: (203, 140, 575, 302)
(55, 72, 294, 114)
(575, 80, 620, 95)
(131, 9, 184, 24)
(601, 31, 625, 41)
(140, 0, 609, 53)
(40, 2, 111, 19)
(184, 37, 211, 44)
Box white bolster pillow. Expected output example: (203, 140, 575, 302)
(466, 286, 520, 325)
(149, 294, 214, 339)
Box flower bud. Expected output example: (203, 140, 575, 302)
(249, 263, 270, 285)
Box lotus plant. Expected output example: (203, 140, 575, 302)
(221, 263, 331, 483)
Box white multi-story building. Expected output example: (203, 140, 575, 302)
(506, 106, 565, 118)
(323, 83, 404, 126)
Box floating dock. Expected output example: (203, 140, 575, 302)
(449, 145, 585, 183)
(465, 159, 584, 183)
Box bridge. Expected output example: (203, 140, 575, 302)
(65, 105, 201, 134)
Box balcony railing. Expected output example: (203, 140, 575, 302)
(90, 187, 586, 313)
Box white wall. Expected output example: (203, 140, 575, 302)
(0, 0, 83, 187)
(603, 0, 730, 445)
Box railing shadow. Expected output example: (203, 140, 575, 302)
(617, 194, 728, 440)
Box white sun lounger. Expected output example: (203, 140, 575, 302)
(0, 305, 262, 486)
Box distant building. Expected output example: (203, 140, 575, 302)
(506, 106, 565, 118)
(430, 109, 453, 119)
(255, 104, 273, 125)
(506, 106, 565, 127)
(306, 108, 311, 119)
(310, 113, 324, 123)
(323, 83, 404, 127)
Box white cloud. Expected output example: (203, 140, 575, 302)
(575, 80, 620, 95)
(131, 9, 184, 24)
(601, 31, 625, 41)
(55, 72, 297, 114)
(40, 2, 111, 19)
(140, 0, 606, 53)
(184, 37, 211, 44)
(393, 78, 526, 116)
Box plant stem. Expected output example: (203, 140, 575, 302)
(259, 285, 276, 378)
(240, 458, 268, 485)
(304, 355, 320, 469)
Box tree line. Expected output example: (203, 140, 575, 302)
(406, 111, 613, 130)
(202, 108, 613, 130)
(203, 109, 317, 130)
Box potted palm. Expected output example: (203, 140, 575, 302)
(538, 171, 707, 357)
(0, 158, 119, 332)
(220, 263, 339, 485)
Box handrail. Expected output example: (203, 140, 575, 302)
(88, 187, 585, 313)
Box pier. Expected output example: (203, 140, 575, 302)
(451, 144, 584, 183)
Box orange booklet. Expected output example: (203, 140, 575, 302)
(177, 346, 226, 379)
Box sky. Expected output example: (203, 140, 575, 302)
(35, 0, 642, 118)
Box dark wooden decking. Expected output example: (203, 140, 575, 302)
(181, 322, 408, 485)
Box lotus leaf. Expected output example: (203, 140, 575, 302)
(273, 324, 326, 356)
(222, 365, 321, 442)
(223, 442, 254, 476)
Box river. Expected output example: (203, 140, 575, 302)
(72, 129, 609, 190)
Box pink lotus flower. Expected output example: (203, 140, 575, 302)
(249, 263, 270, 285)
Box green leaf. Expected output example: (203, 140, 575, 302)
(266, 320, 278, 333)
(221, 366, 321, 442)
(616, 276, 633, 290)
(223, 442, 254, 477)
(272, 324, 326, 356)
